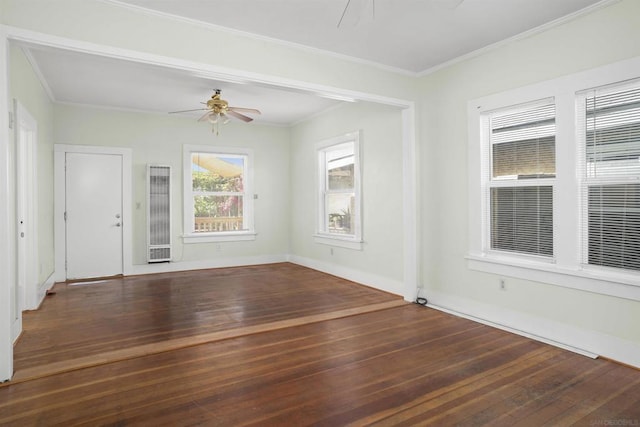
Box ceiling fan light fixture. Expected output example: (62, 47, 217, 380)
(169, 90, 260, 136)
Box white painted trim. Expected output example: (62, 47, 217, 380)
(182, 233, 257, 244)
(289, 254, 404, 297)
(14, 100, 40, 311)
(467, 256, 640, 302)
(313, 235, 363, 251)
(0, 29, 14, 382)
(1, 24, 413, 110)
(54, 144, 133, 281)
(130, 254, 287, 276)
(36, 272, 55, 308)
(315, 131, 362, 243)
(402, 106, 418, 302)
(468, 54, 640, 302)
(417, 0, 621, 77)
(426, 290, 640, 368)
(183, 144, 255, 240)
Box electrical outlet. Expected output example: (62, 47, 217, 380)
(500, 278, 506, 290)
(330, 248, 334, 255)
(215, 244, 222, 252)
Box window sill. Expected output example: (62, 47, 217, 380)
(183, 231, 256, 244)
(314, 234, 363, 251)
(466, 253, 640, 302)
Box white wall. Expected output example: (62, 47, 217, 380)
(54, 104, 291, 267)
(418, 0, 640, 365)
(289, 102, 405, 295)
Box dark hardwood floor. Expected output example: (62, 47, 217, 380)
(2, 263, 639, 426)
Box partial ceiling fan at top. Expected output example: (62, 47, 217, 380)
(337, 0, 465, 28)
(169, 89, 261, 134)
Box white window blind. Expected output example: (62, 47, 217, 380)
(487, 100, 556, 257)
(579, 81, 640, 272)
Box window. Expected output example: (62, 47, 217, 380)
(468, 57, 640, 300)
(315, 132, 362, 250)
(183, 145, 254, 243)
(578, 80, 640, 272)
(486, 100, 556, 257)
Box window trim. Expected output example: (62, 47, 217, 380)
(182, 144, 255, 244)
(468, 55, 640, 302)
(576, 80, 640, 272)
(484, 98, 557, 258)
(314, 131, 363, 250)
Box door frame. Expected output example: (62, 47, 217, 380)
(14, 100, 39, 312)
(0, 32, 13, 381)
(54, 144, 132, 282)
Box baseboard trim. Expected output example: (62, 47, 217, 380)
(288, 255, 403, 296)
(128, 254, 289, 276)
(31, 272, 56, 311)
(425, 290, 640, 369)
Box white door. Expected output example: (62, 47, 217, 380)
(65, 152, 123, 279)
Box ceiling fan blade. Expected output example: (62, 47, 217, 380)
(228, 107, 261, 115)
(226, 110, 253, 123)
(169, 108, 208, 114)
(198, 111, 213, 122)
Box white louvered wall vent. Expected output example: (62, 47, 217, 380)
(147, 165, 171, 263)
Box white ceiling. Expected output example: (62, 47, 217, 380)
(22, 44, 341, 126)
(18, 0, 607, 126)
(114, 0, 605, 73)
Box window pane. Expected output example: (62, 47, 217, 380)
(326, 143, 354, 190)
(493, 137, 555, 179)
(491, 103, 556, 179)
(491, 186, 553, 256)
(588, 184, 640, 271)
(327, 193, 355, 235)
(193, 195, 243, 232)
(191, 153, 244, 192)
(585, 86, 640, 178)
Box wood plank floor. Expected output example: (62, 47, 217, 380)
(2, 263, 639, 426)
(13, 263, 397, 374)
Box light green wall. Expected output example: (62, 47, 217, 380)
(9, 45, 55, 284)
(54, 105, 291, 265)
(290, 102, 404, 286)
(418, 0, 640, 343)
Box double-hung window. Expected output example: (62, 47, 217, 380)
(469, 57, 640, 299)
(315, 132, 362, 250)
(183, 145, 254, 243)
(485, 100, 556, 258)
(578, 80, 640, 272)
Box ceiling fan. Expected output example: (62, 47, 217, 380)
(169, 89, 261, 133)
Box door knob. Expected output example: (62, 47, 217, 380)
(116, 222, 121, 227)
(116, 214, 121, 219)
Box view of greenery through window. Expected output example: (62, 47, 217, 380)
(191, 153, 245, 232)
(326, 146, 355, 235)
